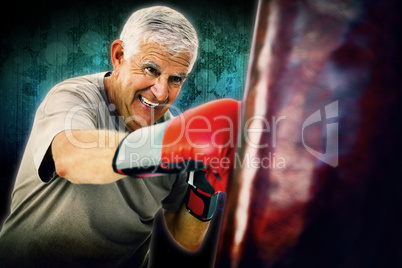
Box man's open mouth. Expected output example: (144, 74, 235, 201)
(139, 95, 160, 108)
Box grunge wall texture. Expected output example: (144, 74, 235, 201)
(0, 0, 256, 218)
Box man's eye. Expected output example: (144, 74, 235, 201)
(170, 76, 183, 84)
(145, 67, 158, 75)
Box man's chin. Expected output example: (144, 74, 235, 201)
(124, 115, 158, 131)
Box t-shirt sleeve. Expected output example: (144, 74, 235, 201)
(32, 86, 99, 182)
(161, 172, 188, 212)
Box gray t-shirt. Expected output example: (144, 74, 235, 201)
(0, 72, 188, 267)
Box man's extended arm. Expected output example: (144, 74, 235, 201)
(52, 129, 127, 184)
(51, 129, 209, 250)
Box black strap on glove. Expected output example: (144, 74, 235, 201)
(184, 171, 218, 222)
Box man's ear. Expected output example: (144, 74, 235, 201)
(110, 40, 124, 77)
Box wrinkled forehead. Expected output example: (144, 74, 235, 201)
(135, 42, 194, 71)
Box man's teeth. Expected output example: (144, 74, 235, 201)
(139, 96, 159, 108)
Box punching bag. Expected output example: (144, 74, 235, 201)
(218, 0, 402, 267)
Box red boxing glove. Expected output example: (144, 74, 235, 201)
(161, 98, 240, 193)
(113, 99, 240, 220)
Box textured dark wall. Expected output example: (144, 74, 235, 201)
(0, 0, 256, 218)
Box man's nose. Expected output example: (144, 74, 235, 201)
(151, 77, 169, 102)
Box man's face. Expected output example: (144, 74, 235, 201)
(111, 42, 192, 131)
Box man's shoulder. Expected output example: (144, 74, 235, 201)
(42, 72, 108, 103)
(52, 72, 106, 92)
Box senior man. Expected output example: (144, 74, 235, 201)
(0, 6, 239, 267)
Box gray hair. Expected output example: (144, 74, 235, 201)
(120, 6, 198, 69)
